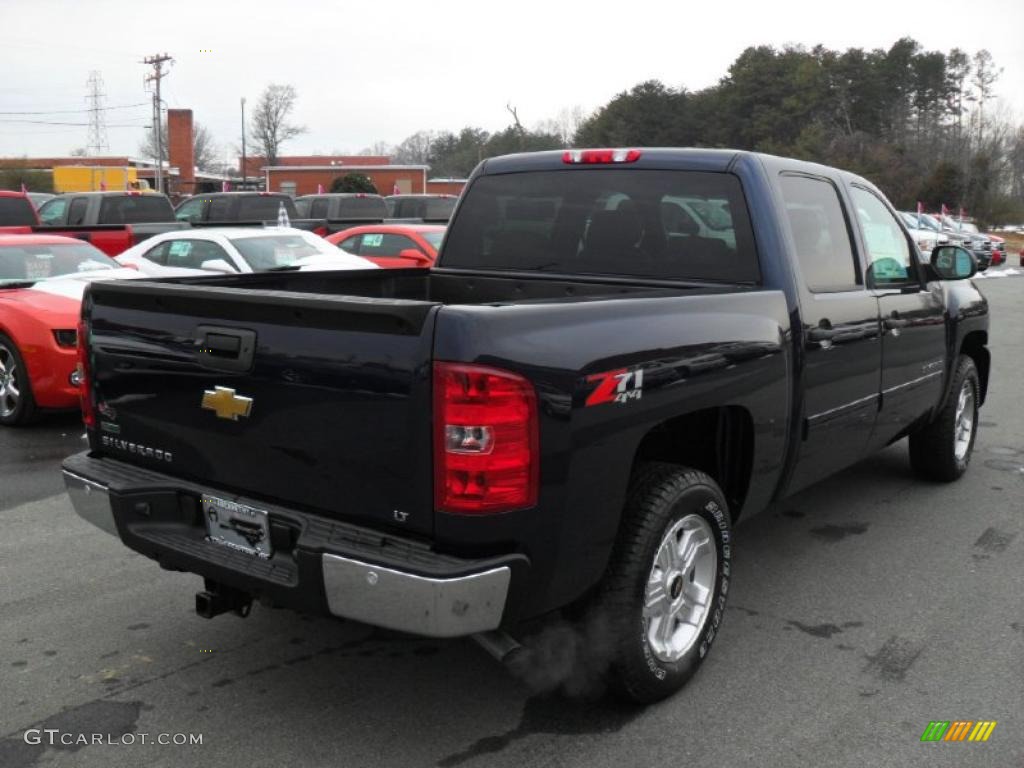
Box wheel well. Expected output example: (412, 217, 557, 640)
(632, 406, 754, 520)
(961, 331, 990, 405)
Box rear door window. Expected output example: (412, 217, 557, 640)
(310, 198, 329, 218)
(238, 196, 296, 220)
(68, 197, 89, 226)
(100, 195, 175, 224)
(208, 197, 233, 221)
(442, 170, 759, 282)
(175, 197, 204, 222)
(778, 174, 860, 292)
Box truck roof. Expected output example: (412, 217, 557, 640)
(480, 148, 743, 175)
(0, 233, 84, 247)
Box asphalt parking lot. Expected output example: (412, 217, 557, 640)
(1, 271, 1021, 768)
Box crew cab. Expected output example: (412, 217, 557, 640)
(64, 148, 989, 704)
(293, 193, 388, 234)
(174, 192, 322, 234)
(34, 191, 187, 256)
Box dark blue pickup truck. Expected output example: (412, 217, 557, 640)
(63, 148, 989, 703)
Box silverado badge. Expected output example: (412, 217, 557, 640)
(201, 386, 253, 421)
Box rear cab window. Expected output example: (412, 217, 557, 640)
(778, 174, 860, 292)
(441, 170, 759, 282)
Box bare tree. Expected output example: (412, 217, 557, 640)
(971, 50, 1002, 146)
(392, 130, 437, 165)
(506, 103, 526, 149)
(138, 121, 219, 170)
(249, 84, 307, 166)
(358, 141, 395, 157)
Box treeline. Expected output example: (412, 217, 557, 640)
(379, 38, 1023, 225)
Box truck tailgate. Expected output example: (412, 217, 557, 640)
(85, 280, 440, 536)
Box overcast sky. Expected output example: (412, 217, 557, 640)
(2, 0, 1022, 164)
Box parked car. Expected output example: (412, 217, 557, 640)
(35, 191, 187, 256)
(385, 194, 457, 221)
(985, 233, 1007, 266)
(0, 234, 139, 425)
(898, 212, 949, 253)
(937, 216, 992, 270)
(327, 224, 445, 267)
(114, 227, 377, 277)
(293, 193, 388, 234)
(65, 148, 988, 705)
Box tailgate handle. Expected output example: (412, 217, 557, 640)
(195, 326, 256, 372)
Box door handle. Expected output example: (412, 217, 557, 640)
(807, 328, 835, 342)
(194, 326, 256, 373)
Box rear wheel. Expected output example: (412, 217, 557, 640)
(909, 355, 979, 481)
(590, 463, 732, 703)
(0, 333, 37, 426)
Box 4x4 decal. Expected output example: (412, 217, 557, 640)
(586, 367, 645, 406)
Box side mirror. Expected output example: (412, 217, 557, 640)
(398, 248, 433, 265)
(930, 245, 976, 280)
(200, 258, 235, 273)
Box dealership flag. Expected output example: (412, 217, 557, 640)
(100, 180, 107, 191)
(277, 202, 291, 228)
(317, 183, 324, 194)
(222, 181, 230, 192)
(20, 182, 27, 194)
(941, 203, 950, 217)
(959, 207, 966, 221)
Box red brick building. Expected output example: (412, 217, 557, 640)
(262, 163, 430, 197)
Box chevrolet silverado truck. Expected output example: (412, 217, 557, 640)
(34, 191, 188, 256)
(63, 148, 989, 703)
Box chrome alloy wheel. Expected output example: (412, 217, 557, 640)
(643, 513, 717, 663)
(953, 378, 975, 462)
(0, 343, 21, 419)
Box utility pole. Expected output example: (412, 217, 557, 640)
(142, 53, 173, 193)
(85, 71, 109, 155)
(241, 97, 247, 190)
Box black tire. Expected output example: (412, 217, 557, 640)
(0, 333, 37, 426)
(909, 355, 979, 482)
(591, 462, 732, 704)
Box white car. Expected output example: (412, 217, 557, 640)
(114, 227, 377, 277)
(898, 212, 949, 254)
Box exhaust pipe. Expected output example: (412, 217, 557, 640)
(195, 580, 253, 619)
(473, 629, 523, 665)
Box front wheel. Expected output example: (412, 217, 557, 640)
(909, 355, 979, 481)
(591, 463, 732, 704)
(0, 333, 37, 426)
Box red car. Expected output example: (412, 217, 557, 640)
(0, 190, 39, 235)
(326, 224, 445, 268)
(0, 234, 138, 425)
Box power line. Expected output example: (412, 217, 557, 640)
(85, 71, 109, 154)
(0, 119, 150, 126)
(0, 102, 149, 116)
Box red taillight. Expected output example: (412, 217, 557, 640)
(434, 362, 538, 514)
(562, 149, 641, 164)
(76, 318, 95, 428)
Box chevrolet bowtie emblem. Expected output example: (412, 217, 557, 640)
(201, 386, 253, 421)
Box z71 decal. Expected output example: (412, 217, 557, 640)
(585, 367, 645, 406)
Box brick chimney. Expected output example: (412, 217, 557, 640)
(167, 109, 194, 195)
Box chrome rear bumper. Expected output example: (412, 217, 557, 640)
(62, 463, 512, 638)
(64, 470, 117, 537)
